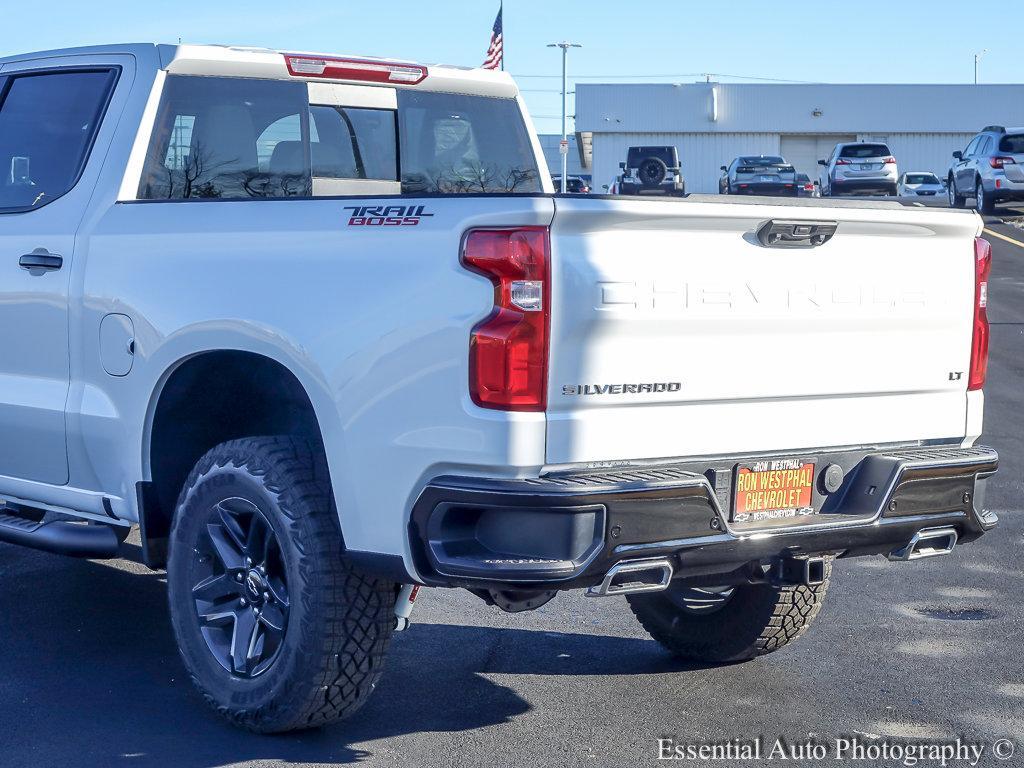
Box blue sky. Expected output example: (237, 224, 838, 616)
(2, 1, 1017, 133)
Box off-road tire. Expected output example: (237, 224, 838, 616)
(167, 436, 396, 733)
(627, 560, 831, 663)
(637, 157, 668, 186)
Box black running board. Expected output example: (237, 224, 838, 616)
(0, 510, 122, 559)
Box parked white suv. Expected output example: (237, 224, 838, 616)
(819, 141, 899, 196)
(0, 43, 998, 733)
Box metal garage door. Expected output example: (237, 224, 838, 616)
(781, 135, 856, 180)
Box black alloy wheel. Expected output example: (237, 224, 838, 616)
(191, 497, 290, 678)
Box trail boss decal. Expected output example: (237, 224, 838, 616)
(562, 382, 682, 396)
(344, 205, 433, 226)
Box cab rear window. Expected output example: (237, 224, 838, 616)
(397, 91, 540, 194)
(139, 75, 541, 200)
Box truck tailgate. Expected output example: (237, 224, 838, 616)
(545, 197, 980, 465)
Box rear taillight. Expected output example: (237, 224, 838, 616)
(969, 237, 992, 391)
(989, 156, 1016, 169)
(284, 54, 427, 84)
(462, 228, 549, 410)
(883, 156, 896, 165)
(835, 158, 852, 166)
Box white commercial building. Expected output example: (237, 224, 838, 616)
(573, 83, 1024, 193)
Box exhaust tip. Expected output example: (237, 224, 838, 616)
(887, 526, 958, 562)
(586, 558, 673, 597)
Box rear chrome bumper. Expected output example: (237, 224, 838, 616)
(408, 445, 998, 590)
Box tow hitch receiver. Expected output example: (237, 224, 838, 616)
(777, 555, 827, 586)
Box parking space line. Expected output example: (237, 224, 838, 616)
(983, 227, 1024, 250)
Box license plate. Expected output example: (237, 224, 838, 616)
(859, 164, 873, 170)
(733, 459, 816, 523)
(760, 175, 773, 182)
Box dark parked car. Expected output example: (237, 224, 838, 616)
(795, 173, 819, 197)
(719, 155, 798, 195)
(552, 175, 590, 194)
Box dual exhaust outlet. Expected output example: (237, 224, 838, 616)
(586, 526, 957, 599)
(586, 553, 830, 598)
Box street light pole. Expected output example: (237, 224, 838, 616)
(974, 49, 987, 84)
(548, 41, 581, 193)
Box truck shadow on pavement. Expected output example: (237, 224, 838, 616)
(0, 551, 701, 768)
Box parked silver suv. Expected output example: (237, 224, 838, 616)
(819, 142, 898, 197)
(948, 126, 1024, 214)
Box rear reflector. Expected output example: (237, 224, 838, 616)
(462, 228, 550, 411)
(969, 237, 992, 391)
(284, 54, 427, 84)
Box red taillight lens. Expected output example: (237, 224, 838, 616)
(883, 156, 896, 164)
(284, 54, 427, 84)
(989, 156, 1016, 169)
(835, 158, 852, 166)
(462, 228, 549, 410)
(969, 237, 992, 391)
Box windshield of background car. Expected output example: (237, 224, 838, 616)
(999, 134, 1024, 154)
(839, 144, 890, 159)
(905, 174, 939, 185)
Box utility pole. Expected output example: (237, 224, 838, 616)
(974, 49, 987, 84)
(547, 41, 581, 193)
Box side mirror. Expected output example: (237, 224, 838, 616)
(720, 165, 728, 172)
(602, 184, 609, 191)
(817, 159, 827, 166)
(952, 151, 963, 160)
(619, 162, 626, 170)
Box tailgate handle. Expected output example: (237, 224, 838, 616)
(757, 219, 837, 248)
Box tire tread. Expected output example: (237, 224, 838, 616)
(170, 436, 396, 733)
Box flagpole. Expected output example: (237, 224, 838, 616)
(500, 2, 504, 71)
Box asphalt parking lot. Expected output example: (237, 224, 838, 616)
(1, 208, 1022, 768)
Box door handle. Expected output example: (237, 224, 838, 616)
(19, 252, 63, 271)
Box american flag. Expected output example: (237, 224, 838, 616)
(482, 6, 503, 70)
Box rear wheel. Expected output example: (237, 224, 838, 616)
(949, 176, 965, 207)
(167, 436, 397, 733)
(976, 181, 995, 214)
(628, 561, 831, 662)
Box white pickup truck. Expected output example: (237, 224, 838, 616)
(0, 43, 998, 733)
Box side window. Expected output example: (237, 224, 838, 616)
(308, 106, 398, 181)
(0, 69, 116, 213)
(139, 76, 311, 200)
(964, 137, 981, 157)
(977, 136, 992, 156)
